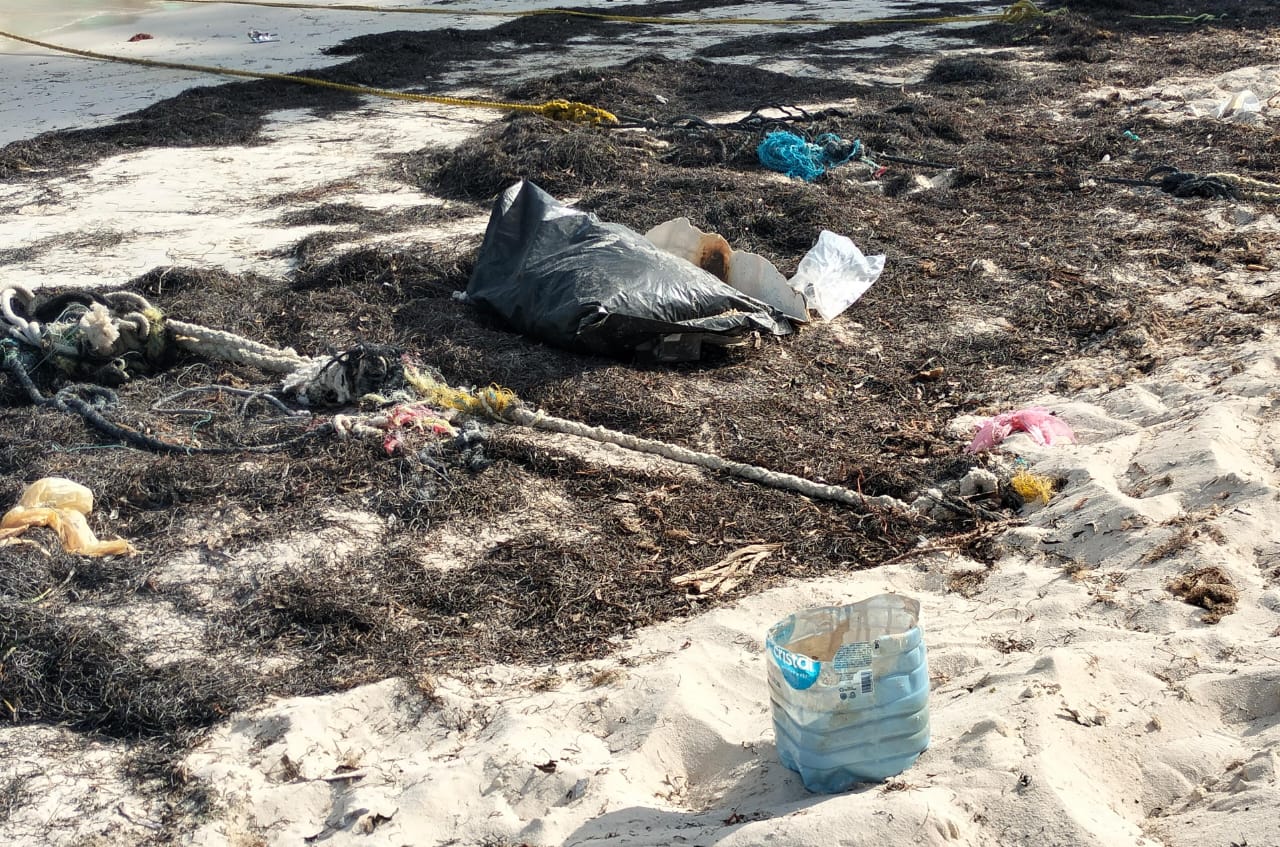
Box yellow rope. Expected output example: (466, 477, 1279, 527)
(1010, 469, 1054, 505)
(404, 366, 520, 418)
(170, 0, 1047, 28)
(0, 29, 617, 124)
(2, 1, 1048, 124)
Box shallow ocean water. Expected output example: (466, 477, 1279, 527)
(0, 1, 174, 36)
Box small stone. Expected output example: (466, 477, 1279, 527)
(969, 258, 1001, 277)
(930, 169, 957, 190)
(958, 468, 999, 498)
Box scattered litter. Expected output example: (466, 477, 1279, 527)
(1, 282, 911, 516)
(906, 169, 957, 195)
(965, 407, 1077, 453)
(957, 468, 999, 498)
(1122, 129, 1141, 142)
(768, 594, 930, 792)
(644, 219, 883, 323)
(127, 33, 153, 43)
(465, 180, 792, 362)
(790, 230, 885, 321)
(331, 402, 457, 456)
(645, 217, 809, 321)
(247, 30, 280, 44)
(757, 130, 861, 182)
(1216, 89, 1262, 123)
(0, 477, 136, 557)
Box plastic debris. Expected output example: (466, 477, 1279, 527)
(644, 218, 810, 320)
(645, 219, 884, 322)
(757, 131, 861, 182)
(768, 594, 929, 792)
(248, 30, 280, 43)
(0, 477, 136, 556)
(790, 230, 885, 321)
(465, 180, 792, 361)
(380, 403, 456, 456)
(965, 407, 1076, 453)
(127, 33, 153, 43)
(1216, 90, 1262, 123)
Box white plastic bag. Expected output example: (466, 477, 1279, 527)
(790, 230, 886, 321)
(1216, 89, 1262, 123)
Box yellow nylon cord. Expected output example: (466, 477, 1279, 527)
(168, 0, 1047, 28)
(0, 29, 617, 124)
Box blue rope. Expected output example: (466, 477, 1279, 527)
(757, 130, 862, 182)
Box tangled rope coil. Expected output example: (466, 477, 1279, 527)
(1, 339, 325, 454)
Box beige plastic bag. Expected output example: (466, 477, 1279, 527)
(0, 477, 136, 556)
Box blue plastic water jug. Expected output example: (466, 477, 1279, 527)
(766, 593, 930, 793)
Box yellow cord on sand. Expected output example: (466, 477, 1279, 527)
(171, 0, 1048, 28)
(0, 29, 617, 124)
(404, 366, 520, 418)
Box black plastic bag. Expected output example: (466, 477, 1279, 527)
(465, 180, 792, 361)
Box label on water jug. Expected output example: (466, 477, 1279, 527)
(770, 642, 821, 691)
(833, 641, 874, 701)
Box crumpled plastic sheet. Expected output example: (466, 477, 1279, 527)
(965, 407, 1077, 453)
(0, 477, 136, 556)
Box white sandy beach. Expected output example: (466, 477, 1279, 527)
(1, 2, 1278, 846)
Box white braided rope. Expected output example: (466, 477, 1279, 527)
(167, 318, 309, 374)
(1, 284, 43, 347)
(504, 406, 915, 516)
(1207, 172, 1280, 204)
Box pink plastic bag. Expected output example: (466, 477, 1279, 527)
(966, 407, 1076, 453)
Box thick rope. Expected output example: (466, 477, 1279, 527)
(0, 30, 617, 125)
(169, 0, 1047, 28)
(1203, 172, 1280, 204)
(1128, 13, 1220, 24)
(508, 406, 913, 515)
(167, 319, 308, 373)
(411, 376, 916, 517)
(4, 286, 916, 512)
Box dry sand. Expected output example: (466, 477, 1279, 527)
(167, 335, 1280, 847)
(1, 2, 1278, 846)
